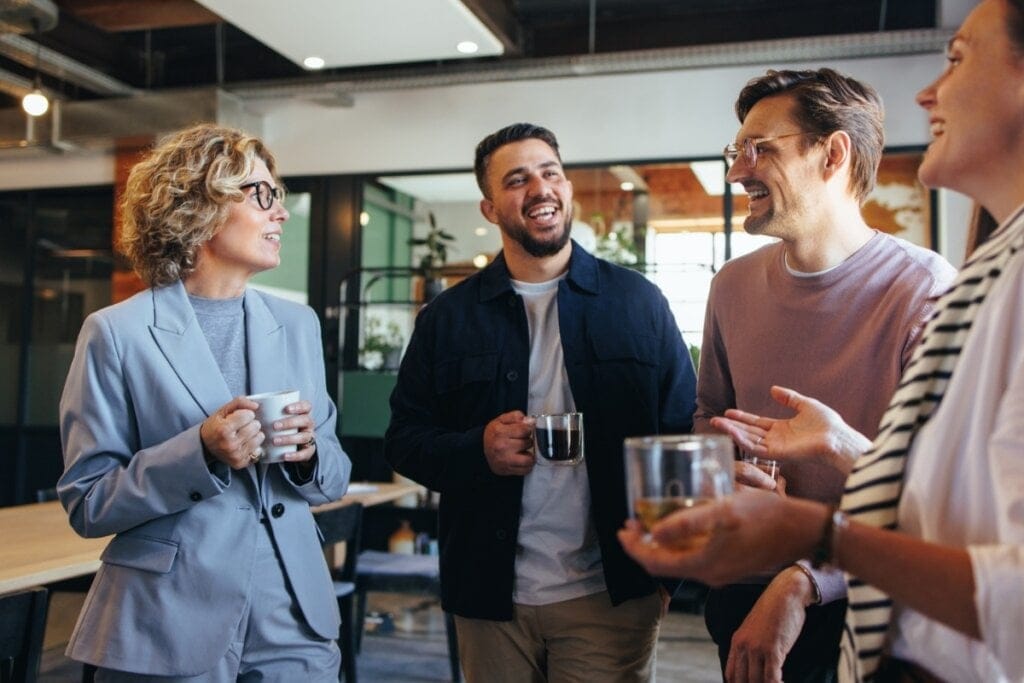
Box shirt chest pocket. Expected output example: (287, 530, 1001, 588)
(590, 333, 661, 418)
(591, 333, 659, 367)
(434, 351, 500, 394)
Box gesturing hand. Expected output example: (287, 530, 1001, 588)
(711, 386, 870, 475)
(483, 411, 536, 476)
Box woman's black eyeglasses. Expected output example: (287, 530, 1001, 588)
(240, 180, 283, 211)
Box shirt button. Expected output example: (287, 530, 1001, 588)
(506, 370, 518, 382)
(189, 491, 202, 502)
(271, 503, 285, 518)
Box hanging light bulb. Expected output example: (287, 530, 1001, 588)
(22, 89, 49, 116)
(21, 18, 50, 117)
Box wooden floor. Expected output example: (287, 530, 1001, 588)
(39, 590, 721, 682)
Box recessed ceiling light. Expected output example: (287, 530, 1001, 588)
(474, 227, 488, 236)
(303, 56, 326, 70)
(620, 181, 635, 192)
(456, 41, 479, 55)
(473, 253, 489, 268)
(360, 211, 370, 226)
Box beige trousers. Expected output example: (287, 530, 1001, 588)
(454, 590, 662, 683)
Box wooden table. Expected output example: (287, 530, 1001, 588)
(0, 481, 425, 596)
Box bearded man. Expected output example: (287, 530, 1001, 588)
(384, 122, 697, 682)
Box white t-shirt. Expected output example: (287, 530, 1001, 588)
(511, 275, 606, 605)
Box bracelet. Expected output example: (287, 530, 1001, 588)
(811, 508, 849, 569)
(792, 562, 822, 605)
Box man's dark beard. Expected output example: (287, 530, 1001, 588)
(504, 211, 574, 258)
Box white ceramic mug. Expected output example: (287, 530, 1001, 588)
(246, 389, 300, 463)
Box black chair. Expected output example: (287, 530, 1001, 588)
(315, 503, 364, 683)
(0, 587, 48, 683)
(355, 550, 460, 682)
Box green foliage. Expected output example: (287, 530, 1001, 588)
(594, 224, 639, 265)
(408, 211, 456, 275)
(360, 316, 404, 370)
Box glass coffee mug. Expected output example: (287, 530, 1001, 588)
(532, 412, 584, 466)
(624, 434, 734, 549)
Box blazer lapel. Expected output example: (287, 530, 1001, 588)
(244, 289, 289, 396)
(148, 281, 233, 417)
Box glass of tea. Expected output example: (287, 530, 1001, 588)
(532, 412, 584, 466)
(624, 434, 734, 549)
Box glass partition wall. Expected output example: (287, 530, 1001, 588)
(0, 150, 932, 504)
(0, 187, 114, 505)
(361, 150, 933, 348)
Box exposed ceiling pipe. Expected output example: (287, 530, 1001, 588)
(0, 0, 57, 34)
(230, 27, 953, 101)
(0, 33, 136, 96)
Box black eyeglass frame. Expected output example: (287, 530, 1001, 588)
(239, 180, 284, 211)
(723, 132, 818, 169)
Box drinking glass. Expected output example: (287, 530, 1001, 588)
(741, 454, 779, 481)
(532, 412, 584, 466)
(624, 434, 734, 549)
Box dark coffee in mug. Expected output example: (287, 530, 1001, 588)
(535, 426, 582, 462)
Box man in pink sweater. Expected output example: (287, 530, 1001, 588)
(694, 68, 956, 682)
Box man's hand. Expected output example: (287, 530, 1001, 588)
(711, 386, 870, 475)
(483, 411, 536, 476)
(725, 567, 815, 682)
(734, 461, 778, 493)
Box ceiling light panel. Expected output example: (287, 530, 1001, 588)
(196, 0, 503, 69)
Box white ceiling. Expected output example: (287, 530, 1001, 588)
(379, 172, 482, 203)
(196, 0, 503, 70)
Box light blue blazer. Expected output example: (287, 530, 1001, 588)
(57, 280, 351, 676)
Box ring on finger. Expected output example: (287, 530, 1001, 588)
(307, 434, 316, 450)
(249, 446, 264, 462)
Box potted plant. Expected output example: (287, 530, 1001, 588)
(408, 212, 456, 301)
(359, 316, 404, 371)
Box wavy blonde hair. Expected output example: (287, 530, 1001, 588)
(119, 123, 282, 287)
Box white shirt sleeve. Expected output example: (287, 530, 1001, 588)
(968, 345, 1024, 680)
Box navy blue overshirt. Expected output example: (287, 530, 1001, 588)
(384, 242, 697, 620)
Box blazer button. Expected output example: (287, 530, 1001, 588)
(495, 529, 507, 541)
(189, 491, 202, 502)
(505, 370, 518, 382)
(271, 503, 285, 518)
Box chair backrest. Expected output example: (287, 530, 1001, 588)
(34, 488, 57, 503)
(0, 587, 48, 683)
(314, 503, 364, 583)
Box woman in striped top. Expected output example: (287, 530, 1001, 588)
(620, 2, 1024, 681)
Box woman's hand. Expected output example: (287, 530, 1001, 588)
(712, 386, 870, 475)
(274, 399, 319, 463)
(200, 397, 263, 470)
(617, 490, 827, 585)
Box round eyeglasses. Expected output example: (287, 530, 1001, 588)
(723, 132, 814, 169)
(239, 180, 284, 211)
